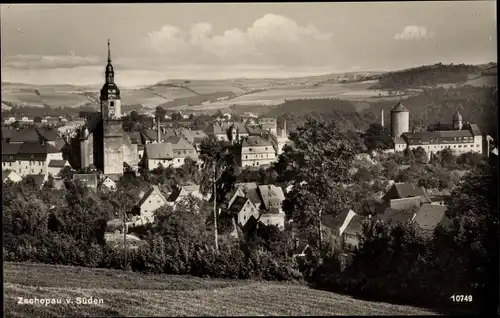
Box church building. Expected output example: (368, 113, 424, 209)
(78, 40, 138, 180)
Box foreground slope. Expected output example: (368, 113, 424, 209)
(4, 262, 436, 317)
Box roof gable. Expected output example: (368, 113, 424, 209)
(414, 204, 448, 232)
(137, 185, 167, 207)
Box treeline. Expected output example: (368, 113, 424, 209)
(157, 91, 237, 109)
(372, 63, 480, 89)
(1, 103, 97, 119)
(364, 86, 498, 139)
(265, 98, 375, 133)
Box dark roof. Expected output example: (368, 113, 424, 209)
(382, 183, 431, 203)
(414, 204, 448, 233)
(322, 208, 353, 230)
(469, 124, 481, 136)
(403, 130, 473, 141)
(142, 129, 160, 142)
(48, 160, 68, 168)
(242, 136, 273, 148)
(25, 174, 46, 189)
(18, 141, 60, 154)
(126, 132, 143, 145)
(235, 183, 262, 206)
(427, 123, 454, 132)
(391, 101, 409, 112)
(9, 128, 40, 143)
(343, 215, 363, 235)
(384, 209, 415, 225)
(389, 197, 422, 211)
(1, 128, 14, 140)
(393, 136, 406, 144)
(36, 128, 59, 141)
(2, 142, 22, 155)
(229, 196, 249, 214)
(167, 186, 182, 202)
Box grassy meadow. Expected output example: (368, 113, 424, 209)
(4, 262, 438, 317)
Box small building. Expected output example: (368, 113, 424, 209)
(25, 174, 46, 190)
(413, 204, 451, 238)
(73, 173, 98, 189)
(321, 208, 358, 250)
(342, 215, 363, 252)
(99, 176, 117, 191)
(132, 185, 168, 226)
(228, 196, 260, 227)
(47, 159, 71, 177)
(2, 170, 22, 183)
(241, 136, 276, 168)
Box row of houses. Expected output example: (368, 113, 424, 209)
(292, 182, 452, 257)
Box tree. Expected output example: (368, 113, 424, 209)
(155, 106, 167, 120)
(275, 119, 362, 242)
(198, 136, 237, 201)
(363, 123, 393, 152)
(412, 147, 428, 164)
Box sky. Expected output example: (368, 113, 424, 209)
(1, 2, 496, 88)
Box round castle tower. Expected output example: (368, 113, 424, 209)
(390, 101, 410, 138)
(452, 111, 463, 130)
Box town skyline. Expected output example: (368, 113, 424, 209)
(1, 2, 497, 88)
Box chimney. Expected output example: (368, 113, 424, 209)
(294, 237, 299, 250)
(283, 119, 287, 138)
(157, 116, 161, 142)
(381, 109, 384, 127)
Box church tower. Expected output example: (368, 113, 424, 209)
(100, 39, 122, 119)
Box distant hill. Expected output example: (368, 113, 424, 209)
(364, 86, 498, 138)
(371, 63, 488, 89)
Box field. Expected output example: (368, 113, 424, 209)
(4, 262, 437, 317)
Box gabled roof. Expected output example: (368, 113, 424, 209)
(234, 182, 262, 206)
(136, 185, 167, 207)
(142, 129, 160, 142)
(403, 130, 473, 140)
(469, 124, 482, 136)
(414, 204, 448, 233)
(25, 174, 46, 189)
(73, 173, 98, 188)
(145, 143, 174, 159)
(36, 127, 59, 141)
(2, 170, 21, 182)
(2, 142, 23, 155)
(48, 160, 69, 168)
(382, 183, 431, 203)
(126, 131, 143, 145)
(258, 184, 285, 210)
(241, 136, 273, 149)
(229, 196, 250, 214)
(9, 128, 41, 143)
(343, 215, 363, 235)
(322, 208, 353, 230)
(18, 141, 60, 154)
(381, 208, 415, 225)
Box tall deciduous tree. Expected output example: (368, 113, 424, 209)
(275, 119, 363, 239)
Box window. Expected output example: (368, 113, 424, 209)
(110, 101, 115, 107)
(149, 200, 151, 203)
(245, 155, 248, 159)
(256, 162, 259, 165)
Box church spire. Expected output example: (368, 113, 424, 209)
(107, 38, 111, 63)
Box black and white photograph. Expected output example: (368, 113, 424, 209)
(1, 2, 498, 316)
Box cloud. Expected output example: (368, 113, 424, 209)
(394, 25, 434, 40)
(145, 13, 334, 66)
(1, 54, 101, 69)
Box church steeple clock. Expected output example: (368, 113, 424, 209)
(100, 39, 121, 119)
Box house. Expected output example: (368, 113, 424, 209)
(2, 170, 22, 183)
(291, 238, 311, 258)
(227, 196, 260, 227)
(223, 183, 286, 230)
(241, 136, 276, 168)
(342, 215, 364, 252)
(143, 138, 199, 170)
(132, 185, 168, 226)
(1, 140, 64, 177)
(413, 204, 451, 238)
(321, 208, 358, 250)
(167, 184, 204, 204)
(73, 173, 98, 189)
(47, 159, 71, 177)
(51, 178, 67, 190)
(25, 174, 46, 190)
(99, 176, 117, 191)
(380, 182, 431, 212)
(429, 195, 448, 206)
(378, 207, 417, 225)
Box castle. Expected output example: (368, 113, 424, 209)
(78, 40, 139, 180)
(387, 101, 488, 157)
